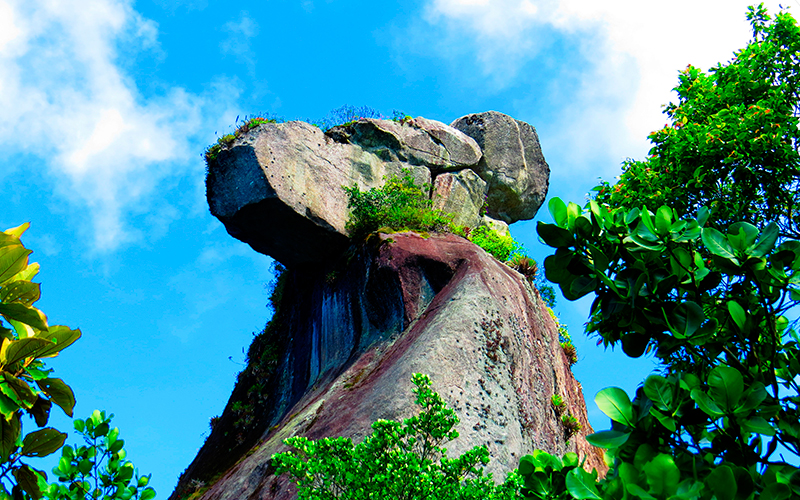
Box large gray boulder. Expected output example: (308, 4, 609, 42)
(451, 111, 550, 223)
(206, 112, 550, 266)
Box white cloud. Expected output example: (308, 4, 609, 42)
(220, 11, 259, 75)
(0, 0, 233, 252)
(420, 0, 791, 179)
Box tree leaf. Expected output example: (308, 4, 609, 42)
(0, 414, 20, 461)
(21, 428, 67, 457)
(0, 281, 40, 307)
(706, 465, 737, 500)
(727, 301, 746, 331)
(595, 387, 635, 426)
(642, 453, 680, 497)
(702, 228, 738, 263)
(690, 388, 725, 418)
(708, 365, 743, 412)
(537, 222, 575, 248)
(585, 430, 631, 448)
(1, 338, 54, 368)
(0, 245, 31, 285)
(654, 206, 673, 237)
(0, 303, 48, 331)
(34, 326, 81, 358)
(13, 464, 42, 500)
(749, 222, 779, 258)
(0, 372, 37, 408)
(36, 378, 75, 417)
(644, 375, 674, 411)
(548, 198, 568, 227)
(565, 468, 602, 499)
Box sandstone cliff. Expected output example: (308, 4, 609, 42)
(171, 112, 601, 500)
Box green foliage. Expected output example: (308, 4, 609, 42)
(551, 394, 565, 413)
(344, 171, 456, 238)
(43, 410, 155, 500)
(517, 451, 600, 500)
(520, 6, 800, 499)
(0, 223, 81, 499)
(593, 5, 800, 238)
(468, 226, 521, 262)
(272, 373, 522, 500)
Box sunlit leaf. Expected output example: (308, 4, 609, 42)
(595, 387, 635, 426)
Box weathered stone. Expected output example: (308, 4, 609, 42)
(480, 215, 511, 237)
(206, 121, 430, 265)
(451, 111, 550, 223)
(431, 169, 487, 228)
(331, 116, 482, 172)
(170, 233, 604, 500)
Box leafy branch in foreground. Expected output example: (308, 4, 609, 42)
(271, 373, 522, 500)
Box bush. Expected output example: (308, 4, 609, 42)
(271, 373, 521, 500)
(344, 171, 456, 238)
(468, 226, 520, 261)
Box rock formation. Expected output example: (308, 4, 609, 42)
(206, 111, 549, 267)
(172, 112, 599, 500)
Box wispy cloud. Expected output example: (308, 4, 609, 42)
(417, 0, 789, 181)
(0, 0, 234, 252)
(220, 11, 259, 76)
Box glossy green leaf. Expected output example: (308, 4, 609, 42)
(654, 206, 673, 237)
(708, 365, 743, 411)
(742, 417, 775, 436)
(0, 373, 37, 408)
(690, 388, 725, 418)
(34, 326, 81, 358)
(21, 428, 67, 458)
(666, 301, 704, 338)
(565, 468, 602, 499)
(707, 465, 737, 500)
(36, 378, 75, 417)
(0, 414, 20, 461)
(532, 449, 563, 471)
(0, 281, 40, 307)
(1, 338, 53, 367)
(702, 227, 738, 262)
(537, 222, 574, 248)
(586, 430, 631, 448)
(548, 198, 568, 227)
(761, 482, 792, 500)
(13, 464, 42, 500)
(727, 222, 759, 253)
(644, 375, 673, 411)
(595, 387, 635, 426)
(727, 301, 746, 331)
(736, 382, 767, 413)
(566, 202, 581, 231)
(518, 454, 535, 475)
(0, 245, 31, 285)
(649, 408, 677, 432)
(0, 303, 47, 331)
(643, 453, 680, 497)
(626, 483, 657, 500)
(749, 222, 780, 257)
(141, 487, 156, 500)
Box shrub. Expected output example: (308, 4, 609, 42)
(343, 171, 455, 238)
(468, 226, 520, 261)
(271, 373, 522, 500)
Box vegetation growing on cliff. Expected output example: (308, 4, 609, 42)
(526, 5, 800, 499)
(272, 373, 523, 500)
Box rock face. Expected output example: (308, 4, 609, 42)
(206, 112, 549, 267)
(170, 233, 603, 500)
(451, 111, 551, 223)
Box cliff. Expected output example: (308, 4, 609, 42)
(171, 112, 602, 500)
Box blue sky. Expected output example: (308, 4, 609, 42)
(0, 0, 794, 496)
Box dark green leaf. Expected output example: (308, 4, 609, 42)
(21, 428, 67, 457)
(13, 465, 42, 500)
(741, 417, 775, 436)
(650, 409, 677, 432)
(34, 326, 81, 358)
(642, 453, 680, 497)
(0, 373, 37, 408)
(595, 387, 635, 426)
(0, 282, 40, 307)
(749, 222, 779, 257)
(30, 397, 51, 427)
(0, 414, 20, 461)
(565, 468, 602, 499)
(0, 245, 31, 285)
(706, 465, 737, 500)
(2, 338, 53, 367)
(702, 228, 738, 262)
(644, 375, 673, 411)
(585, 430, 630, 448)
(666, 301, 705, 338)
(548, 198, 568, 227)
(708, 365, 743, 411)
(36, 378, 75, 417)
(537, 222, 574, 248)
(141, 487, 156, 500)
(727, 301, 746, 331)
(691, 389, 725, 418)
(0, 303, 47, 332)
